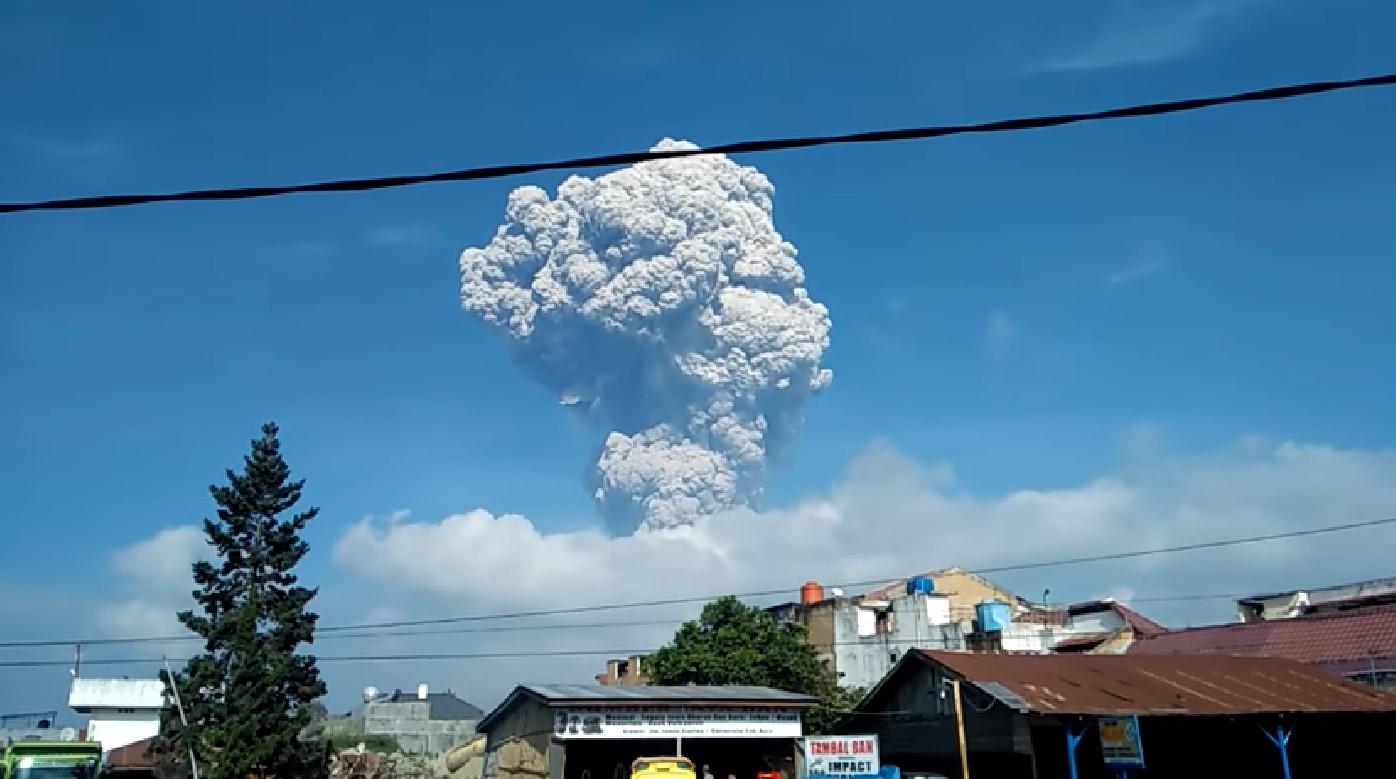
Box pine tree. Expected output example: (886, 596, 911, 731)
(158, 422, 328, 779)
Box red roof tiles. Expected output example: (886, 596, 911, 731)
(1129, 603, 1396, 674)
(918, 649, 1396, 716)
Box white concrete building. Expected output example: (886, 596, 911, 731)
(68, 677, 166, 751)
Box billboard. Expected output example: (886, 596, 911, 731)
(552, 707, 803, 739)
(804, 735, 880, 778)
(1097, 716, 1145, 767)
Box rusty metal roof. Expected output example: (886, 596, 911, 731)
(918, 649, 1396, 716)
(1129, 603, 1396, 674)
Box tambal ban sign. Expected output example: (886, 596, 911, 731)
(804, 735, 880, 778)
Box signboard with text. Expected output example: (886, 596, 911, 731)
(804, 735, 880, 778)
(552, 707, 803, 740)
(1097, 716, 1145, 767)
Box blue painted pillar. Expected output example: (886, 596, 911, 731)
(1065, 725, 1086, 779)
(1262, 723, 1294, 779)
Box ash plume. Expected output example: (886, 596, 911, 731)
(459, 139, 831, 532)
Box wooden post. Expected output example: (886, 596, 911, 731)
(950, 679, 970, 779)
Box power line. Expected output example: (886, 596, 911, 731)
(0, 649, 655, 669)
(3, 72, 1393, 215)
(1, 629, 1372, 670)
(2, 515, 1390, 651)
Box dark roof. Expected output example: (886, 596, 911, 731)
(383, 690, 483, 720)
(427, 692, 485, 721)
(1129, 603, 1396, 673)
(477, 685, 818, 733)
(105, 737, 157, 770)
(917, 649, 1396, 716)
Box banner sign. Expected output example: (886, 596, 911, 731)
(553, 707, 803, 739)
(805, 735, 880, 777)
(1097, 716, 1145, 767)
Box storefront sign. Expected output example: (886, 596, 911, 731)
(1097, 716, 1144, 767)
(552, 707, 803, 739)
(804, 735, 880, 777)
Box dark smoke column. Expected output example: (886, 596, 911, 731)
(459, 139, 832, 532)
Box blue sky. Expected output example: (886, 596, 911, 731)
(3, 1, 1396, 715)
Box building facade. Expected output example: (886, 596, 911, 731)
(328, 684, 484, 755)
(477, 685, 816, 779)
(1235, 575, 1396, 622)
(594, 655, 648, 686)
(769, 570, 1165, 690)
(67, 678, 166, 752)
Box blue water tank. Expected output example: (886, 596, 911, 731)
(906, 576, 935, 595)
(977, 599, 1011, 632)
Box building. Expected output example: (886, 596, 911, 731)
(0, 711, 71, 745)
(1235, 575, 1396, 622)
(1130, 601, 1396, 691)
(768, 572, 1165, 689)
(842, 649, 1396, 779)
(476, 685, 817, 779)
(329, 684, 485, 755)
(67, 678, 166, 752)
(594, 655, 648, 686)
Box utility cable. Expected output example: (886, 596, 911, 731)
(2, 72, 1393, 215)
(1, 515, 1390, 650)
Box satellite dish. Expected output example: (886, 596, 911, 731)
(59, 728, 78, 742)
(362, 686, 380, 702)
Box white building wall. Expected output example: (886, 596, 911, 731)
(87, 710, 160, 751)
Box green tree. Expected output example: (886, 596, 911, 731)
(646, 596, 860, 734)
(158, 422, 328, 779)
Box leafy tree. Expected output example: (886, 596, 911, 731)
(647, 596, 860, 734)
(157, 422, 328, 779)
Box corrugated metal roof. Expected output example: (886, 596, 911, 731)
(478, 685, 817, 734)
(1129, 603, 1396, 669)
(519, 684, 817, 703)
(919, 649, 1396, 716)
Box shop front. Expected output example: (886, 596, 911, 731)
(478, 685, 817, 779)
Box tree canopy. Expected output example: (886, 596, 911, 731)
(647, 596, 861, 734)
(158, 422, 328, 779)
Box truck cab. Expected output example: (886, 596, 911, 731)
(1, 741, 103, 779)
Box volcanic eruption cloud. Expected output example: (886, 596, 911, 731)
(459, 139, 832, 533)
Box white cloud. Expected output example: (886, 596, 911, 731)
(98, 525, 207, 640)
(1109, 258, 1167, 285)
(1035, 0, 1257, 72)
(368, 224, 439, 249)
(984, 310, 1018, 354)
(334, 436, 1396, 631)
(7, 132, 122, 163)
(111, 526, 207, 592)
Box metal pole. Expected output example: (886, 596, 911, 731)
(1262, 724, 1293, 779)
(163, 656, 201, 779)
(677, 735, 683, 758)
(950, 679, 970, 779)
(1065, 726, 1085, 779)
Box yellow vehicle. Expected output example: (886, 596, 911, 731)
(630, 757, 696, 779)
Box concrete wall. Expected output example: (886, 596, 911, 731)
(830, 594, 969, 689)
(363, 699, 477, 755)
(482, 700, 554, 779)
(87, 711, 160, 751)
